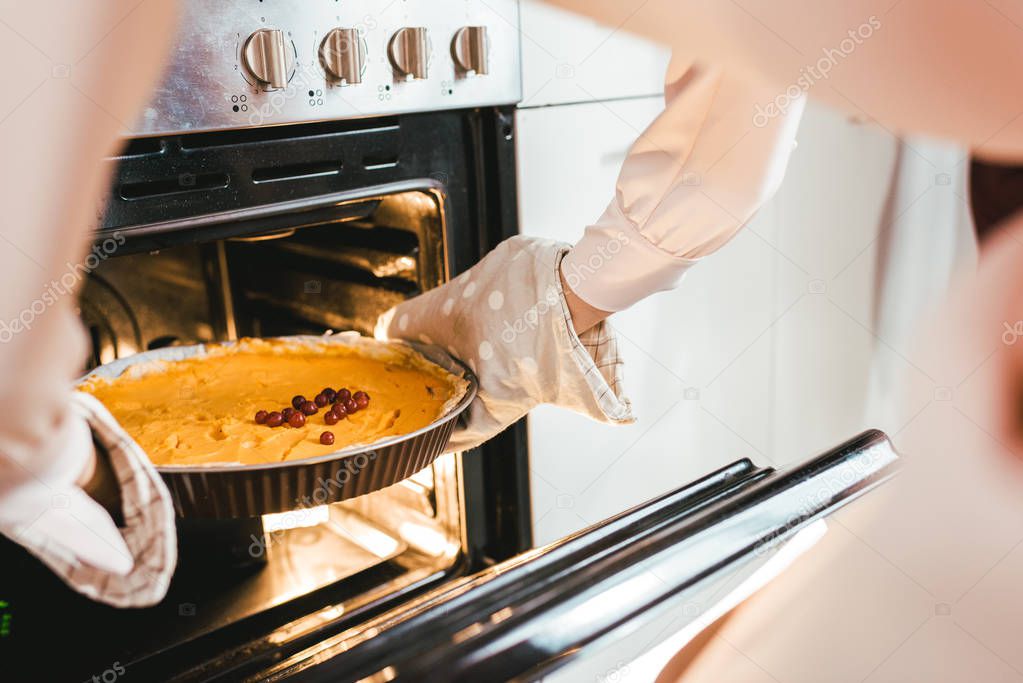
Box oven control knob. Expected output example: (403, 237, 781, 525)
(388, 27, 429, 80)
(242, 28, 293, 90)
(451, 26, 489, 76)
(320, 28, 365, 84)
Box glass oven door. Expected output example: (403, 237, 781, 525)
(248, 430, 897, 682)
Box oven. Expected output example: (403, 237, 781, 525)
(0, 2, 899, 681)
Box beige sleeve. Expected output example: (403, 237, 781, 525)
(541, 0, 1023, 159)
(0, 0, 179, 605)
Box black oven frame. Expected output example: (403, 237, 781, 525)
(101, 104, 532, 569)
(0, 106, 532, 682)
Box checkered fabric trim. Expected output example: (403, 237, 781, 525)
(553, 250, 634, 424)
(56, 392, 178, 607)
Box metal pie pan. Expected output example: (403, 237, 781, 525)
(80, 335, 477, 518)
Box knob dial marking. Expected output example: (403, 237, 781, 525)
(320, 28, 365, 84)
(242, 29, 293, 90)
(388, 27, 430, 80)
(452, 26, 489, 76)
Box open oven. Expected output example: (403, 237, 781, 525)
(0, 2, 900, 681)
(1, 102, 538, 680)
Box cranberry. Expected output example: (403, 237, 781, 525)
(324, 410, 339, 425)
(254, 410, 268, 424)
(282, 407, 296, 421)
(265, 411, 284, 427)
(288, 411, 306, 428)
(333, 403, 347, 418)
(314, 393, 329, 408)
(291, 395, 306, 410)
(353, 391, 370, 409)
(300, 400, 318, 416)
(344, 398, 358, 414)
(336, 388, 351, 403)
(323, 388, 337, 403)
(320, 431, 335, 445)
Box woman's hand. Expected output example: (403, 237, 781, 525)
(560, 268, 610, 335)
(77, 440, 124, 527)
(376, 236, 634, 452)
(380, 61, 804, 449)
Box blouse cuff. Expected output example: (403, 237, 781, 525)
(552, 247, 635, 423)
(560, 199, 698, 313)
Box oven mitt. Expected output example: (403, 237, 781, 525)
(562, 62, 805, 312)
(375, 235, 634, 452)
(0, 393, 177, 608)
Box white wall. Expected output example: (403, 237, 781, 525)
(517, 97, 899, 547)
(513, 0, 963, 549)
(518, 0, 668, 107)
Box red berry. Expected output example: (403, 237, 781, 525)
(300, 400, 318, 416)
(336, 388, 351, 403)
(320, 431, 335, 445)
(291, 395, 305, 410)
(344, 398, 358, 413)
(314, 393, 329, 408)
(353, 391, 369, 409)
(266, 411, 284, 427)
(324, 410, 339, 425)
(254, 410, 268, 424)
(333, 404, 347, 418)
(288, 411, 306, 428)
(282, 407, 296, 421)
(323, 388, 336, 403)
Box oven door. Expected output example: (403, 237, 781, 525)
(251, 429, 897, 682)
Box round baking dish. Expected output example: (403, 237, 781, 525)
(79, 335, 477, 518)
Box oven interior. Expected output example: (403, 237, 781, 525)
(76, 189, 468, 658)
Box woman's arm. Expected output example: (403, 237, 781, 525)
(560, 61, 804, 317)
(561, 269, 610, 334)
(0, 0, 179, 607)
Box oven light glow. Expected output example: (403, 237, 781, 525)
(262, 505, 329, 532)
(331, 515, 403, 559)
(100, 343, 139, 365)
(398, 522, 452, 557)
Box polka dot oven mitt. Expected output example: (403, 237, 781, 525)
(375, 235, 634, 452)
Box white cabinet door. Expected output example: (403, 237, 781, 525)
(519, 0, 669, 108)
(768, 104, 899, 462)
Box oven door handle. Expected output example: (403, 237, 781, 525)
(256, 429, 899, 683)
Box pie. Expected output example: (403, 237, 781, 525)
(78, 337, 469, 466)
